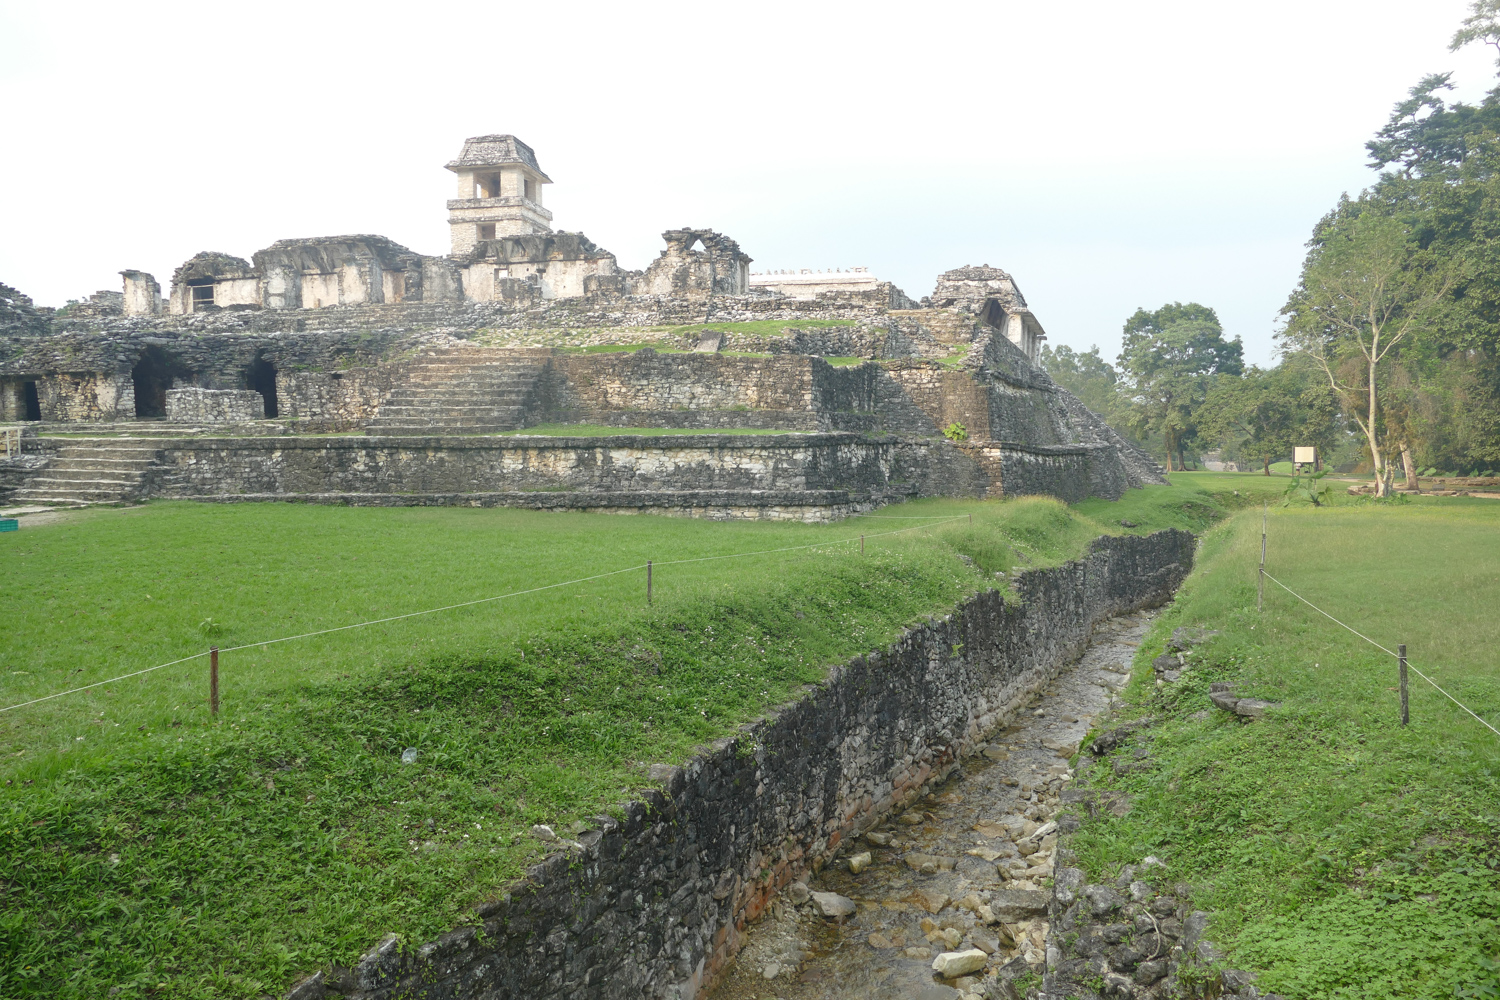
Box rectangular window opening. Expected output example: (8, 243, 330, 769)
(478, 223, 496, 241)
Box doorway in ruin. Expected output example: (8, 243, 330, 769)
(22, 381, 40, 421)
(982, 299, 1006, 328)
(247, 351, 279, 418)
(131, 347, 176, 418)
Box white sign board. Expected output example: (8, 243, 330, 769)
(1294, 447, 1316, 464)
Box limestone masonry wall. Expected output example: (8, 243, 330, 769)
(135, 433, 989, 501)
(282, 529, 1195, 1000)
(165, 388, 264, 423)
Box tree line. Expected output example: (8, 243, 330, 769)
(1044, 1, 1500, 494)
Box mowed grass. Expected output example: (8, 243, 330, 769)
(1072, 497, 1500, 999)
(0, 491, 1194, 999)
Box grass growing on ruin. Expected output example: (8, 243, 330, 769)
(663, 318, 857, 339)
(499, 424, 796, 437)
(0, 480, 1241, 998)
(1071, 497, 1500, 999)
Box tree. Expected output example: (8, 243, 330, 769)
(1200, 361, 1341, 475)
(1278, 212, 1455, 495)
(1039, 344, 1120, 417)
(1116, 304, 1244, 471)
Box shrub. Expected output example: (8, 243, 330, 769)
(943, 422, 968, 442)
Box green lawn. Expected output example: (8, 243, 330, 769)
(0, 487, 1218, 999)
(1072, 493, 1500, 998)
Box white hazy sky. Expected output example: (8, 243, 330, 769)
(2, 1, 1495, 366)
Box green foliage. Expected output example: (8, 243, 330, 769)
(1200, 361, 1342, 475)
(1116, 305, 1245, 471)
(1072, 499, 1500, 999)
(942, 421, 969, 442)
(1039, 344, 1132, 432)
(1281, 469, 1332, 506)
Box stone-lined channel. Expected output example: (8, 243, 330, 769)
(707, 611, 1154, 1000)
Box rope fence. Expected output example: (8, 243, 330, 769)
(1257, 505, 1499, 741)
(1, 513, 974, 715)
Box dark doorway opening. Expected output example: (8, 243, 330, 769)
(188, 279, 215, 311)
(131, 347, 176, 418)
(22, 381, 41, 421)
(982, 299, 1006, 328)
(247, 351, 279, 418)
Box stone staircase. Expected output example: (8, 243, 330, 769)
(11, 439, 162, 505)
(364, 347, 554, 436)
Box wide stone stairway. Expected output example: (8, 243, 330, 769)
(11, 439, 162, 505)
(364, 346, 554, 436)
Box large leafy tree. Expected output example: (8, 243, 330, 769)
(1278, 212, 1455, 494)
(1200, 361, 1342, 475)
(1116, 304, 1244, 471)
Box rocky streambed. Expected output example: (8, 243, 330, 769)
(706, 612, 1152, 1000)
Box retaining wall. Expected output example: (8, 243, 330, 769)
(285, 528, 1195, 1000)
(136, 433, 991, 503)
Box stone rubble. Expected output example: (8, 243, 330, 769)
(707, 611, 1164, 1000)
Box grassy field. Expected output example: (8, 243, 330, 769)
(0, 485, 1235, 1000)
(1072, 493, 1500, 998)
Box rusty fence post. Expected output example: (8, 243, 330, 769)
(646, 560, 652, 606)
(1399, 643, 1409, 726)
(210, 646, 219, 717)
(860, 534, 865, 555)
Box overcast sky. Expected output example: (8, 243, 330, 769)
(2, 1, 1495, 366)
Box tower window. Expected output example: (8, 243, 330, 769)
(478, 173, 501, 198)
(523, 178, 534, 200)
(478, 224, 496, 241)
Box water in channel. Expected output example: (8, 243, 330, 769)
(707, 611, 1154, 1000)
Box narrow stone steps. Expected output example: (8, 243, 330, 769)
(28, 469, 145, 484)
(366, 348, 550, 436)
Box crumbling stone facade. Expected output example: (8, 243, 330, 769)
(1, 132, 1164, 512)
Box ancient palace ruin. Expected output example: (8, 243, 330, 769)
(0, 134, 1162, 518)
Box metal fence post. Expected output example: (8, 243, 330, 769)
(646, 560, 652, 606)
(1399, 643, 1409, 726)
(860, 534, 865, 555)
(210, 646, 219, 717)
(1258, 504, 1267, 612)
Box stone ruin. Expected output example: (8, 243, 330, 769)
(0, 134, 1164, 519)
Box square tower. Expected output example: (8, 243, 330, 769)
(445, 135, 554, 255)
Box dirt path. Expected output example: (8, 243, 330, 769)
(707, 611, 1155, 1000)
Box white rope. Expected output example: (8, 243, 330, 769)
(0, 654, 210, 713)
(652, 515, 970, 567)
(1261, 570, 1499, 740)
(1261, 571, 1398, 656)
(1, 514, 972, 713)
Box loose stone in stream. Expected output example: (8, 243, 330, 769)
(847, 851, 872, 874)
(787, 881, 810, 905)
(931, 949, 988, 977)
(911, 888, 950, 913)
(811, 891, 856, 918)
(865, 830, 894, 846)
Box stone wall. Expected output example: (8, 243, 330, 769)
(135, 433, 987, 502)
(543, 352, 883, 433)
(282, 529, 1196, 1000)
(165, 388, 265, 423)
